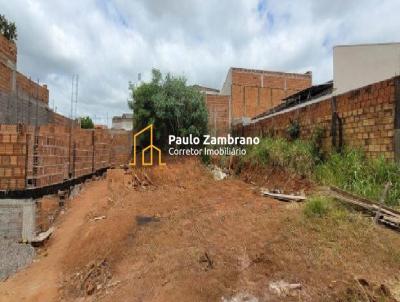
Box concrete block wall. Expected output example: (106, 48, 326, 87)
(234, 77, 398, 160)
(0, 199, 35, 241)
(0, 91, 53, 125)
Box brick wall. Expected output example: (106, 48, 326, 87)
(0, 125, 132, 191)
(16, 72, 49, 105)
(0, 35, 17, 65)
(234, 77, 399, 160)
(230, 69, 312, 121)
(205, 94, 229, 136)
(0, 62, 12, 93)
(0, 124, 28, 190)
(0, 33, 49, 116)
(0, 91, 53, 125)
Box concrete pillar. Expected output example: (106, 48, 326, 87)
(0, 199, 36, 242)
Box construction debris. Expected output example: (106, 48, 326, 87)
(31, 227, 55, 246)
(261, 188, 306, 202)
(209, 165, 228, 180)
(221, 293, 259, 302)
(128, 172, 155, 190)
(66, 259, 112, 297)
(326, 186, 400, 231)
(199, 252, 214, 270)
(268, 280, 302, 297)
(92, 216, 106, 221)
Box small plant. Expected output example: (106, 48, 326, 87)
(0, 15, 17, 42)
(287, 119, 300, 140)
(311, 127, 324, 162)
(304, 196, 332, 218)
(200, 153, 211, 165)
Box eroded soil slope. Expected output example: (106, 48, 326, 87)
(1, 158, 400, 302)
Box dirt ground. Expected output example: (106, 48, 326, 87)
(1, 158, 400, 302)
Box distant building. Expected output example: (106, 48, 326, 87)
(112, 113, 133, 130)
(199, 67, 312, 136)
(192, 84, 220, 95)
(95, 124, 108, 129)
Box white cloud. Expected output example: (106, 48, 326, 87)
(1, 0, 400, 124)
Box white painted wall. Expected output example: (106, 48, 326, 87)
(334, 43, 400, 95)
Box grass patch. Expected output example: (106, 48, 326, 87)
(243, 137, 317, 177)
(315, 149, 400, 206)
(238, 137, 400, 206)
(304, 196, 332, 218)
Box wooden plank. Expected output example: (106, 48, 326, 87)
(261, 190, 306, 202)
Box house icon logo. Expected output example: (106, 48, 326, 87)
(130, 124, 166, 166)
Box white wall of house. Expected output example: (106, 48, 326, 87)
(334, 43, 400, 94)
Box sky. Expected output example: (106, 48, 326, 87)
(2, 0, 400, 125)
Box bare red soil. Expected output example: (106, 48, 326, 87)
(1, 158, 400, 302)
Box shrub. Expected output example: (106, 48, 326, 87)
(287, 119, 300, 140)
(128, 69, 208, 150)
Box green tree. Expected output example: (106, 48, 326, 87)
(0, 15, 17, 42)
(128, 69, 208, 150)
(80, 116, 94, 129)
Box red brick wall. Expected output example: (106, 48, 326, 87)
(0, 124, 132, 191)
(0, 35, 17, 64)
(234, 77, 397, 159)
(231, 69, 312, 121)
(0, 62, 12, 93)
(16, 72, 49, 105)
(0, 34, 49, 105)
(205, 94, 229, 136)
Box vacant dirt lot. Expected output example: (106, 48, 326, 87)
(1, 158, 400, 302)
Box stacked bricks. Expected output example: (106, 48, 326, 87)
(94, 129, 111, 170)
(26, 125, 69, 188)
(205, 95, 229, 136)
(234, 77, 397, 160)
(0, 124, 27, 190)
(110, 130, 132, 167)
(72, 128, 94, 178)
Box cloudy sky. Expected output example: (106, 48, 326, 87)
(2, 0, 400, 125)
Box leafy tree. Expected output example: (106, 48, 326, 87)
(0, 15, 17, 42)
(128, 69, 208, 150)
(80, 116, 94, 129)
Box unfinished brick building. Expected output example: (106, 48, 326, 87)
(0, 34, 55, 125)
(0, 34, 133, 192)
(203, 67, 312, 135)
